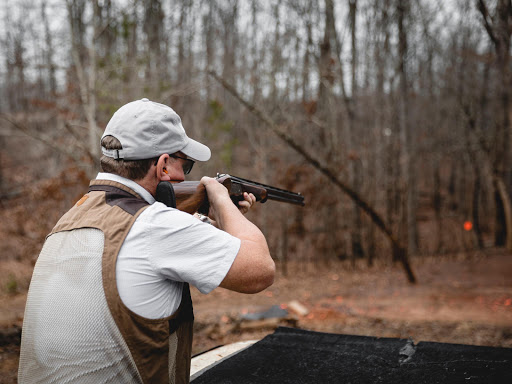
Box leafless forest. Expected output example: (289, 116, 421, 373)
(1, 0, 512, 284)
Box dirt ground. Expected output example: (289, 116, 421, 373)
(1, 248, 511, 383)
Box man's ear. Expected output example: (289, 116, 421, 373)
(155, 154, 171, 181)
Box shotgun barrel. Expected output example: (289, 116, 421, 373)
(219, 174, 305, 206)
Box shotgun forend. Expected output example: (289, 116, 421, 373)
(218, 174, 305, 206)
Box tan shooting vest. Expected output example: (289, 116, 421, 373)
(19, 180, 194, 384)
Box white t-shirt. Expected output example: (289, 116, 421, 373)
(96, 173, 241, 319)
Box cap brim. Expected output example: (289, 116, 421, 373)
(181, 138, 211, 162)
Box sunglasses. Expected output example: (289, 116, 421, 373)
(169, 154, 195, 175)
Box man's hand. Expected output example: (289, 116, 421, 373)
(237, 192, 256, 215)
(200, 176, 233, 222)
(200, 177, 256, 219)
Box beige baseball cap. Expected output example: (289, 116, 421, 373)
(101, 98, 211, 161)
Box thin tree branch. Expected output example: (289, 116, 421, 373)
(477, 0, 499, 46)
(208, 70, 417, 283)
(0, 113, 92, 169)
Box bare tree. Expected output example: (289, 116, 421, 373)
(3, 7, 27, 111)
(476, 0, 512, 252)
(143, 0, 166, 85)
(396, 0, 418, 255)
(41, 0, 57, 96)
(66, 0, 101, 172)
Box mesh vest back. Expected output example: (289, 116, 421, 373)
(18, 228, 142, 383)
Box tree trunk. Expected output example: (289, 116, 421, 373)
(348, 0, 364, 260)
(472, 172, 484, 248)
(41, 0, 56, 96)
(280, 206, 289, 277)
(494, 177, 512, 250)
(303, 18, 313, 102)
(66, 0, 99, 174)
(433, 157, 445, 253)
(477, 0, 512, 251)
(317, 0, 341, 262)
(125, 1, 139, 100)
(397, 0, 418, 255)
(143, 0, 165, 84)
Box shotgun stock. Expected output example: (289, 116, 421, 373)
(170, 174, 305, 215)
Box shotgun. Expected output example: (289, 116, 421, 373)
(156, 174, 305, 214)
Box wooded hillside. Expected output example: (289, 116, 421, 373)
(1, 0, 511, 283)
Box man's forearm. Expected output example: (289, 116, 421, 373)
(204, 178, 274, 293)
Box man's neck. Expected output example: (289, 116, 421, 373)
(134, 176, 157, 198)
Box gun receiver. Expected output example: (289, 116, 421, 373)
(170, 174, 305, 215)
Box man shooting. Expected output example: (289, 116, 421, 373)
(18, 98, 275, 383)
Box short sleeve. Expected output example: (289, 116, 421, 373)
(140, 203, 241, 294)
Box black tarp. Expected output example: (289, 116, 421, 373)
(192, 327, 512, 384)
